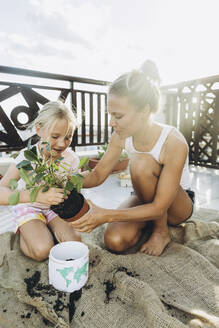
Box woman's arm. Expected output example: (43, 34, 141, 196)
(71, 137, 188, 232)
(107, 137, 188, 222)
(82, 133, 125, 188)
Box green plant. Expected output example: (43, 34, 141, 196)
(97, 143, 128, 161)
(9, 140, 89, 206)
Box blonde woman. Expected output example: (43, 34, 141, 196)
(72, 61, 195, 256)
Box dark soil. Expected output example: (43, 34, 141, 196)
(51, 189, 84, 219)
(24, 270, 42, 297)
(69, 289, 82, 323)
(89, 255, 100, 268)
(24, 270, 83, 324)
(43, 318, 53, 326)
(116, 266, 139, 278)
(66, 258, 75, 261)
(83, 284, 93, 290)
(103, 267, 139, 304)
(103, 280, 116, 304)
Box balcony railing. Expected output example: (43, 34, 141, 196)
(0, 66, 219, 169)
(161, 75, 219, 169)
(0, 65, 110, 152)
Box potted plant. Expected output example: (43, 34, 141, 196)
(8, 141, 90, 222)
(88, 144, 129, 172)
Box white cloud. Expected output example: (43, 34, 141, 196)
(0, 0, 218, 84)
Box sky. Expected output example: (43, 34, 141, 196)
(0, 0, 219, 85)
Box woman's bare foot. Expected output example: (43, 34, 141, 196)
(139, 230, 171, 256)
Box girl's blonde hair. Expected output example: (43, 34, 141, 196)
(34, 101, 78, 135)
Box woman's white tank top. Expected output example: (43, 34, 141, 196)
(125, 123, 191, 190)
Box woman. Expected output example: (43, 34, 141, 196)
(71, 61, 195, 256)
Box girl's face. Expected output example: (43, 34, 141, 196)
(108, 95, 147, 139)
(36, 118, 73, 159)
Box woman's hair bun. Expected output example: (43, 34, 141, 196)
(140, 60, 161, 84)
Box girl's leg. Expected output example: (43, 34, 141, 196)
(48, 216, 81, 243)
(104, 195, 146, 252)
(20, 220, 54, 262)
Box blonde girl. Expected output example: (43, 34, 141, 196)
(0, 101, 81, 261)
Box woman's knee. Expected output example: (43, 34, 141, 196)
(104, 230, 127, 252)
(130, 154, 160, 180)
(104, 229, 139, 252)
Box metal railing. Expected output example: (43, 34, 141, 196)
(161, 75, 219, 168)
(0, 65, 110, 152)
(0, 65, 219, 169)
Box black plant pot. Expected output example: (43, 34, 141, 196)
(51, 189, 89, 222)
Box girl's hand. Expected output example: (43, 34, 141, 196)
(71, 200, 109, 233)
(36, 188, 69, 205)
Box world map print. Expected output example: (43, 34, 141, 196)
(56, 261, 88, 287)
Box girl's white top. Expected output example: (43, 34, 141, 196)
(14, 144, 80, 209)
(125, 123, 191, 190)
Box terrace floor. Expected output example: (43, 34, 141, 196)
(0, 165, 219, 234)
(83, 165, 219, 210)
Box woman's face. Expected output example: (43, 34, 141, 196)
(36, 118, 73, 159)
(108, 95, 146, 139)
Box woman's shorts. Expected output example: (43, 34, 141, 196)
(13, 204, 58, 233)
(184, 189, 195, 220)
(185, 189, 195, 204)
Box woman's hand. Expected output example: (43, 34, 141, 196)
(36, 188, 69, 205)
(70, 200, 109, 233)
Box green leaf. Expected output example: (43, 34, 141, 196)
(78, 157, 89, 169)
(24, 149, 38, 162)
(97, 151, 104, 160)
(75, 173, 83, 178)
(27, 137, 32, 150)
(19, 168, 33, 186)
(42, 186, 49, 192)
(29, 187, 41, 203)
(9, 191, 20, 205)
(76, 180, 83, 192)
(34, 173, 45, 183)
(16, 160, 33, 170)
(69, 175, 83, 192)
(9, 178, 18, 190)
(65, 180, 75, 191)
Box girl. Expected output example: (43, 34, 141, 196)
(0, 101, 81, 261)
(71, 61, 195, 256)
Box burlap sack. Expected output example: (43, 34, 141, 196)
(0, 208, 219, 328)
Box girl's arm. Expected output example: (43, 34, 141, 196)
(0, 164, 67, 206)
(0, 164, 31, 204)
(82, 133, 125, 188)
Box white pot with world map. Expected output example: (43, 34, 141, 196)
(49, 241, 89, 293)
